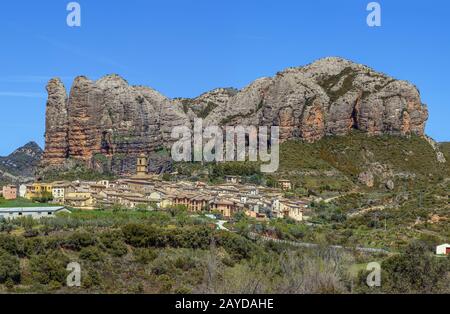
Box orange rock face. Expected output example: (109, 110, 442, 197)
(300, 102, 325, 143)
(278, 107, 295, 142)
(43, 78, 69, 165)
(42, 75, 188, 171)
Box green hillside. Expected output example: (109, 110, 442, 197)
(441, 142, 450, 161)
(278, 132, 449, 194)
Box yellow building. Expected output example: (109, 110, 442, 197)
(64, 192, 96, 210)
(25, 183, 53, 200)
(210, 199, 237, 218)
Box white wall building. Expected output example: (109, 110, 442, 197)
(0, 207, 71, 220)
(52, 186, 65, 202)
(436, 244, 450, 255)
(19, 184, 27, 198)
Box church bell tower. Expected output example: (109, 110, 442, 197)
(136, 153, 148, 177)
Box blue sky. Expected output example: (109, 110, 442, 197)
(0, 0, 449, 155)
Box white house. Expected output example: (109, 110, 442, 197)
(19, 184, 27, 198)
(436, 244, 450, 256)
(271, 198, 307, 222)
(52, 184, 67, 203)
(0, 207, 71, 220)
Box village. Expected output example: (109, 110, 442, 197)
(0, 154, 309, 223)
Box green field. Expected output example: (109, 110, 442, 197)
(0, 197, 57, 208)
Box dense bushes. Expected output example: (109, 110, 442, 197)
(122, 223, 213, 249)
(79, 246, 105, 263)
(213, 231, 257, 260)
(99, 231, 128, 257)
(380, 242, 450, 293)
(133, 248, 158, 264)
(0, 250, 21, 284)
(122, 224, 164, 247)
(122, 223, 258, 261)
(356, 241, 450, 293)
(63, 232, 97, 251)
(29, 251, 70, 285)
(0, 234, 26, 257)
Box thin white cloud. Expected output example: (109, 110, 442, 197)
(0, 91, 47, 99)
(37, 35, 128, 70)
(5, 23, 128, 72)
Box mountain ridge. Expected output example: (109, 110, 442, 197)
(41, 57, 429, 174)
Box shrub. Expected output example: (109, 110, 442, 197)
(133, 248, 158, 264)
(0, 250, 21, 284)
(0, 234, 26, 257)
(24, 228, 39, 238)
(29, 251, 70, 285)
(83, 270, 102, 288)
(106, 240, 128, 257)
(157, 274, 174, 293)
(79, 246, 105, 263)
(63, 232, 97, 251)
(174, 254, 197, 271)
(99, 231, 128, 257)
(24, 238, 47, 256)
(171, 226, 212, 249)
(152, 259, 172, 276)
(123, 223, 212, 249)
(380, 241, 450, 293)
(122, 224, 163, 248)
(214, 231, 257, 260)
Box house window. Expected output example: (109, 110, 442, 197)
(19, 213, 23, 216)
(48, 212, 52, 215)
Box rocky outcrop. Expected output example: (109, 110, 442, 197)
(176, 88, 238, 121)
(358, 171, 375, 188)
(42, 75, 189, 173)
(204, 57, 428, 142)
(42, 57, 429, 174)
(43, 78, 68, 164)
(423, 135, 446, 163)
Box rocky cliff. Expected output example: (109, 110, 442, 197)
(42, 57, 429, 173)
(204, 57, 428, 142)
(42, 75, 189, 173)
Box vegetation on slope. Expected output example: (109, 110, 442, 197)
(0, 209, 448, 294)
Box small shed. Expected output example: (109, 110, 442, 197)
(436, 243, 450, 255)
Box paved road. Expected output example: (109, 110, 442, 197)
(204, 214, 390, 254)
(322, 189, 358, 204)
(248, 232, 390, 254)
(347, 205, 387, 218)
